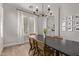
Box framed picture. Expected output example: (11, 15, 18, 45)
(62, 21, 66, 26)
(67, 26, 72, 31)
(74, 26, 79, 31)
(61, 27, 66, 31)
(61, 17, 66, 26)
(67, 16, 73, 21)
(73, 16, 79, 20)
(74, 19, 79, 26)
(62, 17, 66, 21)
(67, 20, 72, 26)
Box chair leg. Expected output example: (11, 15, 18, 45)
(56, 50, 60, 56)
(28, 47, 32, 55)
(33, 47, 38, 56)
(28, 47, 36, 56)
(33, 49, 36, 56)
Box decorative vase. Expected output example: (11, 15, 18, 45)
(43, 28, 48, 43)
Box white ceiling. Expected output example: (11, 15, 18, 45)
(3, 3, 58, 15)
(14, 3, 42, 12)
(4, 3, 42, 12)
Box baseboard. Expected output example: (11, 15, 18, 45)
(4, 41, 29, 48)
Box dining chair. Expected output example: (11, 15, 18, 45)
(28, 33, 37, 56)
(45, 45, 55, 56)
(36, 40, 55, 56)
(35, 40, 44, 56)
(28, 38, 35, 55)
(47, 35, 63, 56)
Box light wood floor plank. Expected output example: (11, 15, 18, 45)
(1, 43, 30, 56)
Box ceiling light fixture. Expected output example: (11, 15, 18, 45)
(33, 4, 54, 17)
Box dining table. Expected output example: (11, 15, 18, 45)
(29, 34, 79, 56)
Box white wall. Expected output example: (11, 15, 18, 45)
(0, 3, 3, 55)
(3, 4, 22, 47)
(60, 3, 79, 42)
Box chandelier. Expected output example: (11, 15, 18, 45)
(32, 4, 54, 17)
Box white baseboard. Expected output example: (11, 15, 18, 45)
(4, 41, 28, 48)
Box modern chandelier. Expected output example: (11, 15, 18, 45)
(32, 4, 54, 17)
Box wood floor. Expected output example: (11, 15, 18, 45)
(1, 43, 30, 56)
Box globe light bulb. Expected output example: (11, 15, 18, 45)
(36, 6, 38, 12)
(36, 6, 38, 9)
(48, 5, 50, 8)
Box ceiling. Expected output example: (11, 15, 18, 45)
(3, 3, 58, 15)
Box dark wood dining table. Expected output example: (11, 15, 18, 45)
(30, 35, 79, 56)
